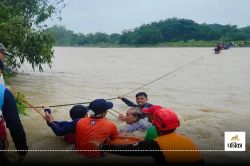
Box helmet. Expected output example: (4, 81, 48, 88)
(142, 105, 163, 115)
(152, 108, 180, 131)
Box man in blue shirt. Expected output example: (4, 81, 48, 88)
(44, 105, 88, 143)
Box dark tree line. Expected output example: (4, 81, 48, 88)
(0, 0, 66, 71)
(46, 18, 250, 46)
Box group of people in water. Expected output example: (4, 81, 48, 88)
(44, 93, 204, 164)
(0, 42, 204, 165)
(213, 41, 236, 54)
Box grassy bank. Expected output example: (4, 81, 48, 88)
(55, 40, 250, 48)
(3, 72, 27, 115)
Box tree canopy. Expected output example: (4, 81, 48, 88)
(0, 0, 65, 71)
(1, 1, 249, 72)
(47, 18, 250, 47)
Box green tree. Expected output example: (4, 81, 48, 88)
(46, 25, 74, 46)
(109, 33, 121, 44)
(135, 25, 163, 44)
(0, 0, 65, 71)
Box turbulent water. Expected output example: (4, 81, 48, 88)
(8, 47, 250, 164)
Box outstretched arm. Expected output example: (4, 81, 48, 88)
(118, 97, 138, 107)
(47, 119, 78, 136)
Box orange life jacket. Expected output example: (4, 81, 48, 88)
(76, 117, 118, 158)
(155, 133, 203, 163)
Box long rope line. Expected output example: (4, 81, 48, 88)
(28, 97, 117, 108)
(107, 110, 119, 119)
(122, 56, 203, 97)
(26, 56, 203, 109)
(18, 97, 46, 119)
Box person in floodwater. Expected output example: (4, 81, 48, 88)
(118, 92, 152, 109)
(44, 105, 88, 144)
(118, 92, 152, 122)
(214, 44, 221, 54)
(119, 107, 152, 135)
(75, 99, 118, 158)
(45, 99, 118, 158)
(94, 105, 204, 165)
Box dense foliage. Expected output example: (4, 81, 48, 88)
(0, 0, 65, 71)
(47, 18, 250, 47)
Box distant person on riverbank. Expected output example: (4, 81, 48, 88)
(94, 105, 204, 165)
(44, 105, 88, 144)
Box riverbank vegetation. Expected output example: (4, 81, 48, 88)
(46, 18, 250, 47)
(1, 1, 249, 115)
(1, 1, 249, 72)
(1, 0, 66, 114)
(0, 0, 65, 71)
(3, 72, 27, 115)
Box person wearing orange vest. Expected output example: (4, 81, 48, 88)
(76, 99, 118, 158)
(98, 105, 204, 165)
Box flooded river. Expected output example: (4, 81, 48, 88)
(8, 47, 250, 165)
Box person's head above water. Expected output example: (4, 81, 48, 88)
(70, 105, 88, 120)
(88, 99, 113, 118)
(143, 105, 180, 132)
(135, 92, 149, 107)
(124, 107, 144, 124)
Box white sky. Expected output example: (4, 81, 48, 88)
(46, 0, 250, 34)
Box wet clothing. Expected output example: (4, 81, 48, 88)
(64, 133, 75, 144)
(155, 133, 202, 163)
(101, 140, 165, 164)
(47, 120, 79, 144)
(0, 84, 28, 155)
(144, 126, 158, 140)
(76, 117, 118, 158)
(101, 132, 203, 164)
(48, 120, 78, 136)
(121, 98, 152, 108)
(120, 118, 152, 133)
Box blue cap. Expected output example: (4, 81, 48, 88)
(89, 99, 113, 115)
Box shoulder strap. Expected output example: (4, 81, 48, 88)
(0, 84, 6, 121)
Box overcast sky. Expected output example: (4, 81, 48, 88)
(46, 0, 250, 34)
